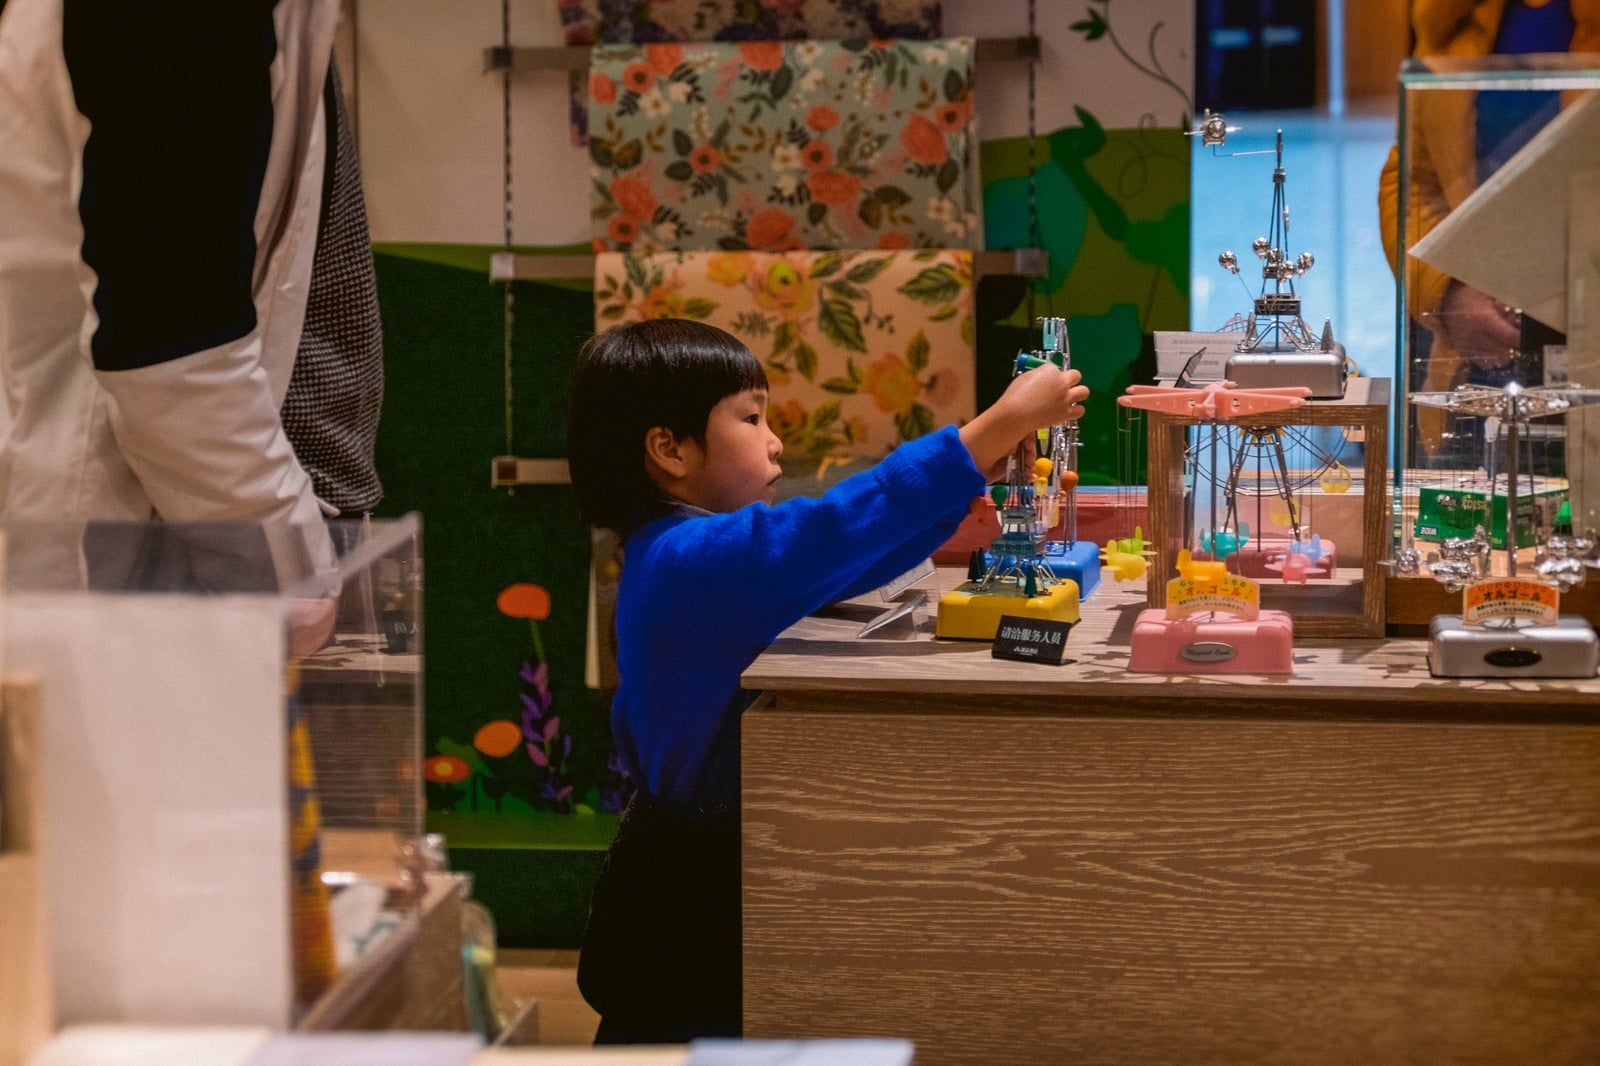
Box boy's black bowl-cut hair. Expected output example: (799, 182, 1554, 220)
(569, 319, 768, 535)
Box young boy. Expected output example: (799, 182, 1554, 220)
(568, 318, 1087, 1044)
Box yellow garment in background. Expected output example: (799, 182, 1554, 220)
(1377, 0, 1600, 452)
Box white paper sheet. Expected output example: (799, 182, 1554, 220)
(8, 595, 291, 1027)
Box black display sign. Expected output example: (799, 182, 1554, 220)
(991, 615, 1073, 666)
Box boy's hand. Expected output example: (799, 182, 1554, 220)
(959, 367, 1089, 479)
(995, 364, 1088, 432)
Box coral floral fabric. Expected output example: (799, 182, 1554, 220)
(596, 249, 975, 475)
(559, 0, 943, 146)
(588, 37, 980, 253)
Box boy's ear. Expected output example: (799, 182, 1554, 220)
(642, 426, 692, 481)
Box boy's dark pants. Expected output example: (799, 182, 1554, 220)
(578, 794, 742, 1043)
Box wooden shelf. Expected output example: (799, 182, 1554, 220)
(492, 456, 572, 488)
(490, 248, 1047, 283)
(483, 35, 1040, 74)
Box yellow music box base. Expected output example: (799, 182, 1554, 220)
(935, 580, 1081, 641)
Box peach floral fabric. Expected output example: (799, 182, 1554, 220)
(588, 38, 980, 253)
(596, 249, 975, 475)
(559, 0, 943, 146)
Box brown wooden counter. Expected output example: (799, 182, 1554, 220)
(739, 575, 1600, 1066)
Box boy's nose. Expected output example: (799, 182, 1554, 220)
(767, 428, 783, 459)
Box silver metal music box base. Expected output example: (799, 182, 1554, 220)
(1427, 614, 1599, 678)
(1225, 346, 1347, 399)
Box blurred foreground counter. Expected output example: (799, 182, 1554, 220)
(740, 572, 1600, 1066)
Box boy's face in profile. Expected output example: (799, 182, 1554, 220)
(680, 387, 784, 511)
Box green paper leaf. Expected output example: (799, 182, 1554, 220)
(943, 70, 965, 102)
(589, 140, 614, 168)
(906, 330, 930, 371)
(821, 377, 859, 394)
(1071, 10, 1108, 40)
(624, 257, 648, 288)
(818, 296, 866, 352)
(897, 264, 962, 304)
(828, 280, 867, 301)
(773, 320, 798, 357)
(960, 314, 975, 348)
(929, 305, 958, 321)
(807, 202, 828, 225)
(846, 257, 891, 284)
(681, 297, 717, 319)
(857, 197, 885, 229)
(936, 159, 960, 193)
(664, 160, 693, 182)
(794, 339, 819, 381)
(770, 64, 794, 101)
(896, 403, 937, 441)
(672, 128, 693, 156)
(613, 139, 643, 169)
(809, 252, 845, 278)
(874, 185, 912, 209)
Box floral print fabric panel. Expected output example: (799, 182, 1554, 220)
(595, 249, 975, 475)
(560, 0, 941, 46)
(560, 0, 944, 146)
(588, 38, 980, 252)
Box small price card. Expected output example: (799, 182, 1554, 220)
(1463, 578, 1559, 626)
(1165, 573, 1261, 621)
(992, 615, 1074, 666)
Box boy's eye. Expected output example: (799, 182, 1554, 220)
(745, 413, 762, 425)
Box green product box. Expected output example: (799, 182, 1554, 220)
(1414, 476, 1568, 549)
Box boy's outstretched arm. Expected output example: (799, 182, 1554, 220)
(640, 367, 1087, 644)
(834, 362, 1086, 600)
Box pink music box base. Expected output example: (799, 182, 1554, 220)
(1128, 608, 1295, 675)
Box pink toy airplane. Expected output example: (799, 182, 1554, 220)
(1119, 381, 1310, 421)
(1261, 533, 1323, 585)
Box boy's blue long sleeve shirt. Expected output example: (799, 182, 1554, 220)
(612, 425, 986, 810)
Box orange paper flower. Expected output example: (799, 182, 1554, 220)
(806, 105, 839, 132)
(621, 62, 654, 94)
(590, 73, 617, 106)
(645, 43, 684, 76)
(739, 42, 784, 71)
(474, 720, 523, 759)
(497, 583, 552, 620)
(607, 215, 640, 246)
(424, 755, 470, 784)
(746, 207, 796, 250)
(934, 99, 970, 134)
(800, 140, 834, 172)
(689, 144, 722, 175)
(610, 175, 656, 220)
(806, 170, 860, 206)
(900, 114, 947, 166)
(863, 353, 920, 415)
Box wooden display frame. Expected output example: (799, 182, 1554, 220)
(1143, 377, 1390, 638)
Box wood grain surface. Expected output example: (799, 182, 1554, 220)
(742, 575, 1600, 712)
(742, 707, 1600, 1065)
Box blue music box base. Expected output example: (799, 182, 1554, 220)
(980, 540, 1102, 601)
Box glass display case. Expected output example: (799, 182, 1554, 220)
(1394, 55, 1600, 676)
(3, 515, 425, 1026)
